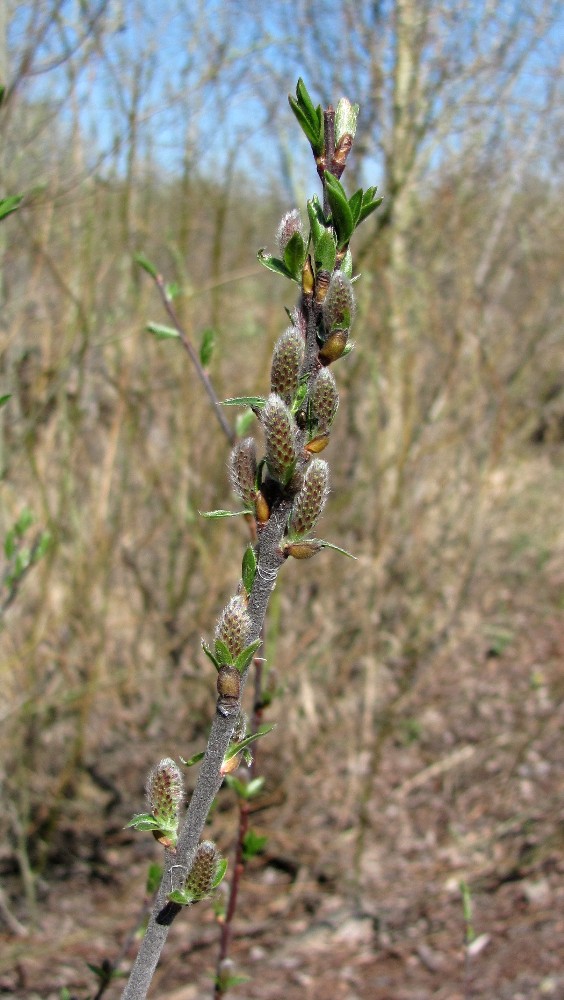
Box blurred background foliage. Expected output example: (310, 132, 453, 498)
(0, 0, 562, 936)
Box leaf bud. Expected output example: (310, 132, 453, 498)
(184, 841, 221, 900)
(254, 489, 270, 523)
(319, 329, 348, 365)
(322, 272, 355, 334)
(288, 459, 329, 538)
(310, 368, 339, 431)
(270, 328, 305, 406)
(262, 393, 298, 485)
(229, 438, 257, 507)
(282, 539, 324, 560)
(215, 596, 250, 659)
(304, 432, 330, 454)
(302, 255, 315, 296)
(146, 758, 184, 830)
(276, 209, 303, 256)
(217, 663, 241, 701)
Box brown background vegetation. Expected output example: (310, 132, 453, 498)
(1, 2, 563, 997)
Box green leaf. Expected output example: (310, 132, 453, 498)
(200, 509, 248, 519)
(181, 749, 205, 767)
(283, 231, 307, 280)
(257, 249, 296, 281)
(15, 509, 34, 536)
(0, 194, 23, 222)
(316, 539, 357, 559)
(242, 545, 257, 594)
(34, 531, 52, 561)
(221, 395, 266, 409)
(211, 857, 228, 889)
(201, 639, 221, 671)
(224, 727, 274, 768)
(234, 638, 263, 674)
(146, 321, 180, 340)
(125, 813, 163, 832)
(165, 282, 181, 302)
(357, 196, 383, 226)
(348, 189, 363, 228)
(134, 252, 159, 279)
(341, 248, 353, 279)
(313, 229, 337, 273)
(235, 409, 256, 436)
(214, 638, 234, 666)
(146, 862, 162, 893)
(0, 393, 11, 408)
(307, 195, 328, 242)
(242, 829, 268, 860)
(295, 78, 318, 130)
(199, 327, 215, 366)
(324, 172, 354, 248)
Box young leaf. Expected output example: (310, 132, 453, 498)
(201, 639, 221, 671)
(242, 829, 268, 860)
(324, 172, 354, 248)
(221, 395, 266, 409)
(146, 322, 180, 340)
(125, 813, 163, 832)
(257, 249, 296, 281)
(134, 252, 159, 280)
(0, 194, 23, 222)
(233, 637, 263, 674)
(313, 229, 337, 273)
(181, 749, 205, 767)
(242, 545, 257, 594)
(200, 509, 248, 519)
(211, 857, 228, 889)
(214, 638, 234, 666)
(235, 409, 256, 436)
(348, 189, 363, 228)
(199, 327, 215, 366)
(0, 394, 11, 408)
(357, 198, 384, 226)
(316, 539, 357, 558)
(283, 231, 307, 281)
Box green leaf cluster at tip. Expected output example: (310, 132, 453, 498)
(288, 78, 324, 156)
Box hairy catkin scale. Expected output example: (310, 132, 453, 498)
(270, 328, 305, 406)
(322, 272, 355, 334)
(310, 368, 339, 431)
(229, 438, 257, 507)
(146, 758, 184, 825)
(276, 209, 303, 255)
(215, 596, 251, 658)
(262, 393, 298, 485)
(288, 459, 329, 537)
(184, 841, 220, 899)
